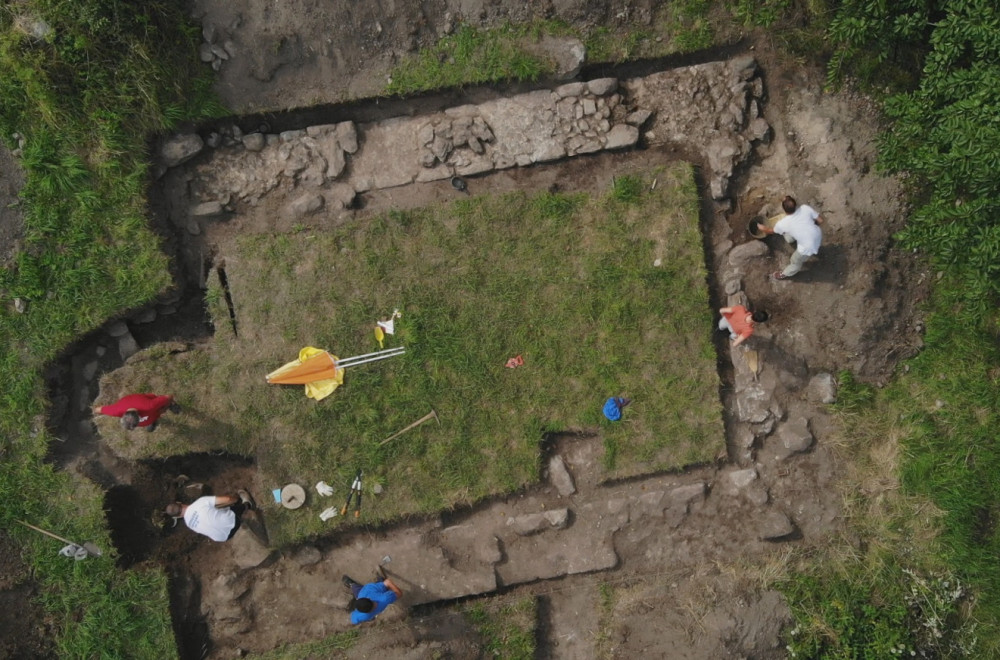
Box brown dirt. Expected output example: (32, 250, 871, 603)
(0, 2, 932, 658)
(0, 532, 56, 659)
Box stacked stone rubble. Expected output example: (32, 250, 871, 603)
(158, 58, 769, 228)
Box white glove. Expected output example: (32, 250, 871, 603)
(315, 481, 334, 497)
(59, 544, 88, 561)
(319, 506, 339, 521)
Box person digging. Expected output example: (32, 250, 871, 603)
(93, 393, 180, 432)
(718, 305, 768, 348)
(754, 195, 825, 280)
(165, 490, 257, 542)
(343, 567, 403, 625)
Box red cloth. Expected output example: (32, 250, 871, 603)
(722, 306, 754, 341)
(98, 394, 173, 427)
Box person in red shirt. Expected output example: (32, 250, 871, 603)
(718, 305, 768, 348)
(93, 393, 179, 431)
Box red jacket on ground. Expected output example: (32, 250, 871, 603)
(98, 394, 173, 427)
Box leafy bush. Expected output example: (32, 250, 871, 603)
(825, 0, 931, 88)
(828, 0, 1000, 319)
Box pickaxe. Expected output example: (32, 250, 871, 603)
(378, 409, 440, 446)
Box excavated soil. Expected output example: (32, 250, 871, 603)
(0, 2, 932, 658)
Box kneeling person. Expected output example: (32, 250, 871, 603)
(344, 574, 403, 624)
(165, 491, 255, 542)
(718, 305, 768, 347)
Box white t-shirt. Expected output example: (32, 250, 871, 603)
(773, 204, 822, 256)
(184, 496, 236, 542)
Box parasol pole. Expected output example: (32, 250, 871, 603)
(334, 346, 406, 364)
(337, 347, 405, 369)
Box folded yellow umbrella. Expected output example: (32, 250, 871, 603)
(266, 347, 344, 401)
(266, 345, 406, 401)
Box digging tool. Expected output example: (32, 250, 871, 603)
(341, 470, 362, 517)
(17, 520, 102, 558)
(354, 473, 362, 518)
(378, 409, 440, 446)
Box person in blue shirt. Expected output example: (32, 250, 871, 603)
(343, 572, 403, 624)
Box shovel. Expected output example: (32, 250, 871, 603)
(17, 520, 103, 558)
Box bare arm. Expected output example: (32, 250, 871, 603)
(815, 214, 825, 225)
(731, 334, 749, 348)
(215, 495, 239, 508)
(719, 307, 733, 314)
(383, 578, 403, 598)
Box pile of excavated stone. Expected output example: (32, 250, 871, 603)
(156, 57, 768, 236)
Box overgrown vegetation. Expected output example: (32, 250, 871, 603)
(777, 2, 1000, 655)
(828, 0, 1000, 319)
(781, 285, 994, 656)
(103, 167, 721, 544)
(0, 1, 222, 657)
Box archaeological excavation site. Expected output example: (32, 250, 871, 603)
(2, 2, 937, 659)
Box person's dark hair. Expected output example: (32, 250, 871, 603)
(165, 503, 183, 517)
(350, 598, 375, 613)
(121, 410, 140, 430)
(782, 196, 797, 214)
(752, 311, 769, 323)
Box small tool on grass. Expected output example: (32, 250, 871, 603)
(379, 409, 440, 446)
(341, 470, 363, 518)
(17, 520, 102, 558)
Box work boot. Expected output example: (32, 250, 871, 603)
(168, 401, 181, 414)
(146, 420, 158, 432)
(342, 574, 359, 590)
(237, 489, 257, 510)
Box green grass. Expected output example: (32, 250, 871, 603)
(249, 629, 360, 659)
(386, 23, 553, 95)
(464, 595, 538, 658)
(781, 280, 995, 657)
(595, 581, 617, 658)
(0, 1, 223, 657)
(100, 165, 721, 545)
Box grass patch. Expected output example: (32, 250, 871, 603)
(249, 629, 360, 660)
(386, 23, 552, 95)
(464, 594, 538, 657)
(0, 1, 224, 657)
(781, 280, 994, 657)
(595, 581, 617, 658)
(101, 164, 721, 544)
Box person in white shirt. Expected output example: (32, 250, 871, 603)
(165, 490, 256, 542)
(759, 195, 824, 279)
